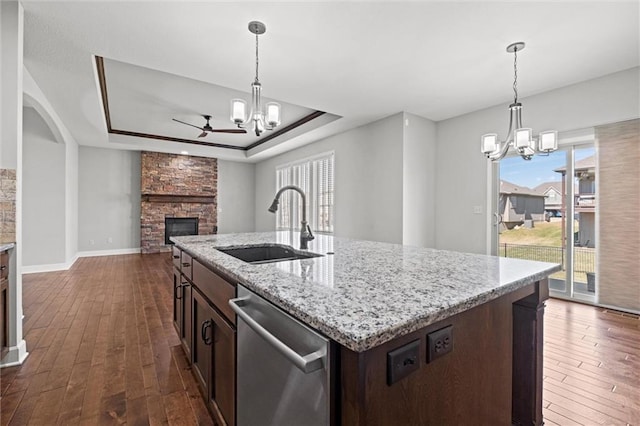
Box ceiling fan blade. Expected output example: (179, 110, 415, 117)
(172, 118, 205, 131)
(210, 129, 248, 134)
(197, 131, 208, 138)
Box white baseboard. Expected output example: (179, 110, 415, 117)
(0, 340, 29, 368)
(22, 257, 78, 274)
(77, 248, 141, 258)
(22, 248, 141, 274)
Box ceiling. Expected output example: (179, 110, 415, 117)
(21, 1, 639, 163)
(101, 57, 339, 150)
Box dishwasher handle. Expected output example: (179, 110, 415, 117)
(229, 296, 326, 374)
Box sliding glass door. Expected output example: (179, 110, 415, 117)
(494, 138, 597, 303)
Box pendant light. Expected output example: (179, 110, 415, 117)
(230, 21, 281, 137)
(481, 42, 558, 161)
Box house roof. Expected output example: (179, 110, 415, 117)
(534, 180, 580, 195)
(500, 180, 543, 197)
(554, 155, 596, 174)
(534, 181, 562, 195)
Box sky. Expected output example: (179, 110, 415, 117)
(499, 146, 595, 189)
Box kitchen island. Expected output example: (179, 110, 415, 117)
(172, 232, 560, 425)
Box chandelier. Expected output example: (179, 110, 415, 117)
(230, 21, 281, 137)
(481, 42, 557, 161)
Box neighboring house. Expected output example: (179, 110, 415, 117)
(499, 180, 546, 230)
(554, 155, 596, 248)
(534, 181, 563, 217)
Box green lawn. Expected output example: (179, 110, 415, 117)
(499, 220, 594, 283)
(499, 220, 569, 247)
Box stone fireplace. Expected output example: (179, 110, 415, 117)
(140, 152, 217, 254)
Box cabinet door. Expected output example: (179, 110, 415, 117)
(0, 279, 7, 359)
(172, 269, 182, 334)
(192, 288, 213, 398)
(211, 305, 236, 426)
(1, 250, 7, 358)
(180, 280, 192, 360)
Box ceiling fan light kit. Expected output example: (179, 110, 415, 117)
(481, 42, 558, 161)
(230, 21, 282, 137)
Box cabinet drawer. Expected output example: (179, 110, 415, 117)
(192, 260, 236, 325)
(181, 251, 193, 281)
(172, 246, 181, 270)
(0, 252, 8, 280)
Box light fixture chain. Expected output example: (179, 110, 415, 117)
(513, 47, 518, 104)
(255, 31, 260, 83)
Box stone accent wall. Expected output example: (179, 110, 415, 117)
(0, 169, 17, 244)
(140, 152, 217, 254)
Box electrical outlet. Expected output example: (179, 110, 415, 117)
(427, 325, 453, 363)
(107, 237, 113, 244)
(473, 205, 482, 214)
(387, 339, 420, 385)
(90, 239, 95, 245)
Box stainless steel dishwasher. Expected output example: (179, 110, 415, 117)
(229, 285, 333, 426)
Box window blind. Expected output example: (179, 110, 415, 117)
(275, 153, 334, 234)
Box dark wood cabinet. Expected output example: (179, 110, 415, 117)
(192, 287, 236, 426)
(172, 249, 236, 426)
(1, 251, 9, 360)
(173, 268, 192, 359)
(192, 287, 213, 397)
(339, 281, 547, 426)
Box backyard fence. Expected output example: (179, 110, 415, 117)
(500, 243, 595, 274)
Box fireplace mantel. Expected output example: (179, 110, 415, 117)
(141, 194, 216, 204)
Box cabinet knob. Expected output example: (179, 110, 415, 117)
(182, 262, 191, 267)
(0, 266, 6, 271)
(173, 255, 179, 259)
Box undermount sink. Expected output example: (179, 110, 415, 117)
(217, 245, 323, 265)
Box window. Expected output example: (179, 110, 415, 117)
(276, 152, 334, 234)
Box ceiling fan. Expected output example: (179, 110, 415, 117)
(172, 115, 247, 138)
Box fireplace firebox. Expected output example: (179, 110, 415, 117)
(165, 217, 199, 245)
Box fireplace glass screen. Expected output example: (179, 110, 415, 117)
(165, 217, 198, 245)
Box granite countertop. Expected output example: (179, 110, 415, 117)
(0, 242, 15, 252)
(173, 232, 561, 352)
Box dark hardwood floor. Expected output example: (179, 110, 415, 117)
(542, 299, 640, 425)
(1, 253, 638, 425)
(0, 254, 213, 426)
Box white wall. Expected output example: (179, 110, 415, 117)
(78, 146, 140, 251)
(0, 2, 22, 170)
(403, 112, 437, 247)
(217, 160, 256, 234)
(22, 107, 66, 266)
(77, 150, 256, 251)
(65, 131, 78, 259)
(255, 113, 405, 244)
(435, 67, 640, 254)
(24, 68, 80, 268)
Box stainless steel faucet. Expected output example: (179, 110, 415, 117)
(268, 185, 315, 249)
